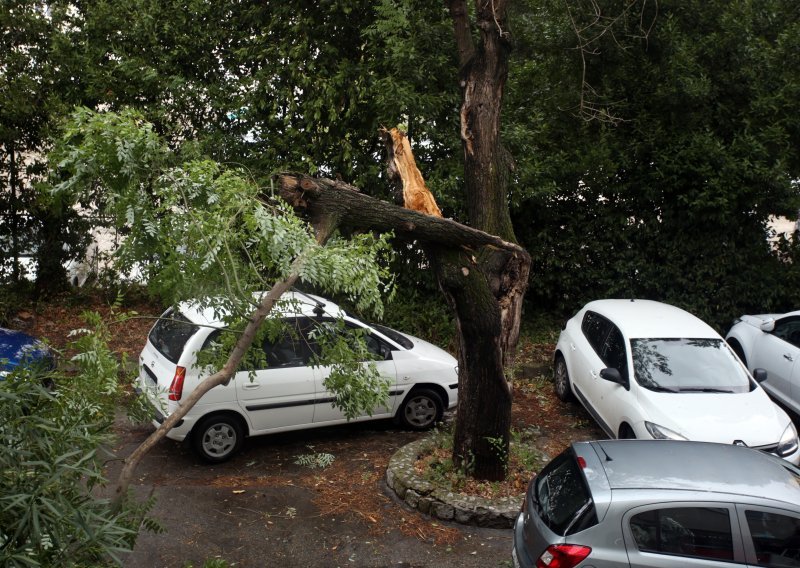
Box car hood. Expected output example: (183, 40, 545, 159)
(0, 328, 52, 372)
(637, 388, 789, 447)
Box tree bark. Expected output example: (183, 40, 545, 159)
(443, 0, 524, 480)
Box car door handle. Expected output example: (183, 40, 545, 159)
(570, 343, 576, 351)
(590, 370, 598, 378)
(785, 354, 795, 362)
(242, 383, 261, 390)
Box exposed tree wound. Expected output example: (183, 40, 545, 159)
(381, 127, 443, 217)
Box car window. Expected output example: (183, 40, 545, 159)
(302, 318, 391, 363)
(745, 510, 800, 567)
(630, 338, 752, 393)
(261, 317, 317, 368)
(370, 323, 412, 350)
(582, 312, 612, 356)
(630, 507, 734, 561)
(602, 324, 628, 380)
(148, 309, 201, 364)
(773, 317, 800, 349)
(535, 448, 598, 536)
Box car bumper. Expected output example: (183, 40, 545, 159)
(512, 512, 534, 568)
(135, 385, 194, 442)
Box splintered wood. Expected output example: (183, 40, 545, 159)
(383, 127, 443, 217)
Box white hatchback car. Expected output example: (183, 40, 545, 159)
(137, 292, 458, 462)
(726, 310, 800, 416)
(553, 299, 800, 464)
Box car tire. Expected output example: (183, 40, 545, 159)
(553, 355, 575, 402)
(727, 339, 748, 367)
(192, 413, 245, 463)
(398, 389, 444, 431)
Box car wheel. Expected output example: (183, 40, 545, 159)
(398, 389, 444, 430)
(728, 339, 748, 367)
(553, 355, 574, 402)
(619, 424, 636, 439)
(192, 413, 244, 463)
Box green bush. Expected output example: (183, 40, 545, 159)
(0, 310, 156, 567)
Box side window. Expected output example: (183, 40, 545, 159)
(745, 510, 800, 567)
(581, 312, 612, 356)
(302, 319, 391, 363)
(262, 318, 316, 368)
(630, 507, 733, 561)
(347, 324, 391, 361)
(602, 325, 628, 380)
(773, 318, 800, 349)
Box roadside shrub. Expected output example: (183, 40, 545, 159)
(0, 309, 156, 567)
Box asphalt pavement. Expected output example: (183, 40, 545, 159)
(110, 416, 514, 568)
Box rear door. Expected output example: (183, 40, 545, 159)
(622, 503, 745, 567)
(737, 504, 800, 567)
(235, 317, 316, 433)
(570, 311, 611, 406)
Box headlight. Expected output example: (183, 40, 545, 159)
(777, 422, 799, 458)
(644, 422, 688, 441)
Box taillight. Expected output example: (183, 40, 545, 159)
(536, 544, 592, 568)
(168, 366, 186, 401)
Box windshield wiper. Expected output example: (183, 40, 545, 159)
(647, 385, 680, 393)
(677, 387, 735, 393)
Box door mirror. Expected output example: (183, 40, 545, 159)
(752, 368, 768, 383)
(760, 319, 776, 333)
(600, 367, 629, 390)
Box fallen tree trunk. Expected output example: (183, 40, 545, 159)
(276, 173, 530, 480)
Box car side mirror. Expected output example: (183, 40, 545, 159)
(600, 367, 630, 391)
(752, 368, 768, 383)
(760, 320, 776, 333)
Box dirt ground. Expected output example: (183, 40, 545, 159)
(16, 294, 605, 567)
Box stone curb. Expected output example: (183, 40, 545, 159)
(385, 433, 523, 528)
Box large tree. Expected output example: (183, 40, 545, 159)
(506, 0, 800, 327)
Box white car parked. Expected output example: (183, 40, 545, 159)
(137, 292, 459, 462)
(553, 299, 800, 464)
(726, 310, 800, 417)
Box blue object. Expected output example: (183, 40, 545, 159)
(0, 327, 55, 377)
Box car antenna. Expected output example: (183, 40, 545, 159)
(291, 288, 327, 317)
(598, 442, 613, 462)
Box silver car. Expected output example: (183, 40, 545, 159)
(513, 440, 800, 568)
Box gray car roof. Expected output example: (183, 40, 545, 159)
(582, 440, 800, 506)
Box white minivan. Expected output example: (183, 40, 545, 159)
(137, 292, 459, 462)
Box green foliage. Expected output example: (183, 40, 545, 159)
(311, 319, 391, 420)
(294, 447, 336, 469)
(52, 108, 398, 422)
(507, 0, 800, 328)
(0, 310, 157, 567)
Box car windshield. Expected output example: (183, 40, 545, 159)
(631, 338, 752, 393)
(535, 449, 597, 536)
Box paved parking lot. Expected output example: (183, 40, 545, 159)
(111, 416, 513, 568)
